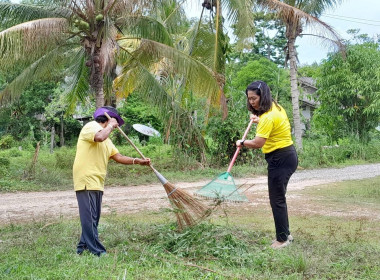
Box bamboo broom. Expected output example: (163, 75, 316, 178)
(105, 113, 210, 231)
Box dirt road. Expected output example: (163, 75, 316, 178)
(1, 163, 379, 225)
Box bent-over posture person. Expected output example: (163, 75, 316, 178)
(236, 81, 298, 249)
(73, 106, 150, 256)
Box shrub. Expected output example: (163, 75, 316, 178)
(300, 136, 380, 168)
(54, 148, 75, 169)
(0, 157, 10, 167)
(6, 147, 23, 158)
(0, 135, 15, 149)
(0, 157, 10, 177)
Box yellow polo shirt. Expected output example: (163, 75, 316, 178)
(73, 121, 119, 191)
(256, 104, 293, 154)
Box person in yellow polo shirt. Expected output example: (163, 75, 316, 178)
(73, 106, 150, 256)
(236, 81, 298, 249)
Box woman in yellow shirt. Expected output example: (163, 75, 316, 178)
(236, 80, 298, 249)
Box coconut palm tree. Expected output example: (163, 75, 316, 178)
(257, 0, 345, 150)
(188, 0, 256, 118)
(0, 0, 223, 112)
(110, 0, 256, 162)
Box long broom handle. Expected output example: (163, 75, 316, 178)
(105, 113, 147, 160)
(104, 113, 170, 185)
(226, 118, 254, 173)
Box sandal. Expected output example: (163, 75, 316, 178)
(272, 234, 293, 244)
(271, 240, 290, 249)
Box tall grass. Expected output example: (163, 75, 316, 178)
(299, 137, 380, 168)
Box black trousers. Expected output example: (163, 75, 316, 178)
(265, 145, 298, 242)
(76, 190, 106, 256)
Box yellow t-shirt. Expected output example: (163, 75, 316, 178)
(256, 104, 293, 154)
(73, 121, 119, 191)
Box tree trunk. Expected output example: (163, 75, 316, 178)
(93, 65, 104, 108)
(60, 114, 65, 147)
(288, 37, 303, 150)
(50, 126, 55, 154)
(214, 0, 228, 120)
(88, 46, 104, 108)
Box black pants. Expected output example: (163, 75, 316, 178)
(265, 145, 298, 242)
(76, 190, 106, 256)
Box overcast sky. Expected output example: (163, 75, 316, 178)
(297, 0, 380, 65)
(185, 0, 380, 65)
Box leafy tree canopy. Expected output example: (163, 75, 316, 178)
(248, 11, 287, 66)
(230, 57, 290, 108)
(298, 63, 321, 78)
(313, 31, 380, 142)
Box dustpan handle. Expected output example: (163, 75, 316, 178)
(227, 118, 254, 173)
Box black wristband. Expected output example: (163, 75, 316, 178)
(241, 140, 245, 146)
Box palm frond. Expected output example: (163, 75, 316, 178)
(184, 19, 228, 117)
(123, 39, 222, 106)
(0, 45, 67, 104)
(0, 3, 71, 29)
(103, 74, 115, 104)
(258, 0, 311, 23)
(114, 63, 171, 110)
(0, 18, 69, 70)
(114, 63, 207, 162)
(184, 24, 214, 68)
(99, 24, 118, 74)
(258, 0, 345, 54)
(117, 15, 173, 46)
(111, 0, 153, 17)
(296, 0, 343, 17)
(300, 15, 345, 53)
(158, 0, 189, 35)
(221, 0, 256, 50)
(64, 48, 90, 114)
(116, 38, 140, 57)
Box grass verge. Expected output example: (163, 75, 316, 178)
(1, 177, 380, 279)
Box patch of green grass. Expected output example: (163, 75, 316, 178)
(1, 205, 380, 280)
(305, 176, 380, 203)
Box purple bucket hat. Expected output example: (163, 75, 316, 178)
(93, 106, 125, 126)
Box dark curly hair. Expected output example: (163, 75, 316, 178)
(245, 80, 280, 116)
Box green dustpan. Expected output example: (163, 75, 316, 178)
(195, 119, 254, 202)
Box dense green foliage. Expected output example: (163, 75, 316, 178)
(1, 134, 379, 192)
(0, 81, 82, 146)
(206, 56, 292, 166)
(229, 57, 291, 116)
(314, 41, 380, 142)
(237, 11, 287, 66)
(207, 94, 263, 166)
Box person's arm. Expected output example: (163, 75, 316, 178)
(236, 136, 266, 149)
(94, 118, 118, 142)
(111, 153, 151, 165)
(236, 113, 268, 149)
